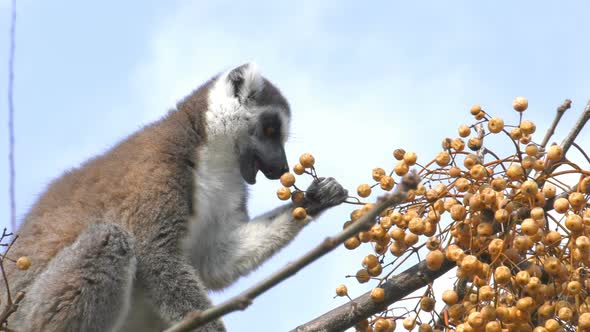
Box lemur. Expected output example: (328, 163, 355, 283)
(3, 63, 348, 331)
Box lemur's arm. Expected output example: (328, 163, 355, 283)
(196, 177, 347, 290)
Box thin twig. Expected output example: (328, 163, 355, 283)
(540, 99, 571, 148)
(0, 234, 18, 306)
(292, 259, 454, 332)
(542, 100, 590, 181)
(163, 173, 420, 332)
(7, 0, 17, 232)
(0, 291, 24, 325)
(572, 142, 590, 165)
(561, 100, 590, 156)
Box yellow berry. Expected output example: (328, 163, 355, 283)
(468, 137, 482, 151)
(525, 144, 538, 157)
(515, 270, 530, 286)
(470, 104, 482, 115)
(355, 269, 370, 283)
(494, 266, 511, 284)
(568, 192, 585, 209)
(579, 312, 590, 329)
(372, 168, 386, 181)
(451, 138, 465, 151)
(362, 254, 379, 269)
(565, 214, 583, 232)
(292, 207, 307, 220)
(488, 117, 504, 133)
(394, 161, 409, 176)
(521, 218, 538, 236)
(435, 151, 450, 167)
(542, 185, 556, 200)
(379, 176, 394, 191)
(357, 184, 372, 198)
(393, 148, 406, 160)
(299, 153, 315, 168)
(335, 284, 348, 297)
(553, 197, 569, 213)
(344, 237, 361, 250)
(450, 204, 466, 221)
(403, 151, 417, 166)
(506, 164, 524, 180)
(374, 319, 393, 332)
(442, 289, 458, 305)
(16, 256, 31, 270)
(276, 187, 291, 200)
(403, 317, 416, 331)
(521, 180, 539, 197)
(458, 124, 471, 137)
(486, 321, 501, 332)
(491, 177, 506, 191)
(510, 127, 523, 140)
(558, 307, 573, 321)
(291, 190, 305, 204)
(520, 119, 536, 135)
(293, 163, 305, 175)
(420, 297, 436, 312)
(371, 287, 385, 302)
(469, 164, 486, 180)
(547, 145, 563, 161)
(513, 96, 528, 112)
(449, 166, 461, 178)
(426, 249, 444, 271)
(566, 280, 581, 295)
(280, 172, 296, 187)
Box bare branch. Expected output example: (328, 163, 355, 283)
(560, 99, 590, 156)
(543, 100, 590, 178)
(292, 259, 454, 332)
(0, 232, 18, 306)
(540, 99, 571, 148)
(0, 291, 24, 325)
(164, 173, 420, 332)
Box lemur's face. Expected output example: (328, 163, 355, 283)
(206, 63, 291, 184)
(238, 110, 289, 185)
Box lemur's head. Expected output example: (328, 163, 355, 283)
(206, 63, 290, 184)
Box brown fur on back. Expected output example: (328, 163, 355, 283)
(4, 79, 211, 298)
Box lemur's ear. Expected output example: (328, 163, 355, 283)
(226, 63, 264, 102)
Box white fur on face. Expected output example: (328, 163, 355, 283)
(206, 63, 259, 138)
(205, 63, 290, 140)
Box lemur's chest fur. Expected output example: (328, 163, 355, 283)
(185, 140, 248, 264)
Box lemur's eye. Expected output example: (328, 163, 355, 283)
(264, 127, 276, 137)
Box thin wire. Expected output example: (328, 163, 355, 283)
(8, 0, 17, 232)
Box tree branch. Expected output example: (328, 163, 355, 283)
(163, 173, 421, 332)
(560, 99, 590, 156)
(542, 100, 590, 180)
(292, 259, 455, 332)
(540, 99, 571, 148)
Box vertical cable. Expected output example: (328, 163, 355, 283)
(7, 0, 17, 231)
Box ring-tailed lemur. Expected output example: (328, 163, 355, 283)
(3, 63, 348, 331)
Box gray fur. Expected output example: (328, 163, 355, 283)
(2, 63, 347, 332)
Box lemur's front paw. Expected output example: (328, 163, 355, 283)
(304, 177, 348, 215)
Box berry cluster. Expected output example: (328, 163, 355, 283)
(334, 97, 590, 332)
(276, 153, 319, 221)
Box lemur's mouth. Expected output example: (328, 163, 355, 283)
(256, 157, 274, 179)
(254, 159, 261, 173)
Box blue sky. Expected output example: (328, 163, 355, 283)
(1, 1, 590, 331)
